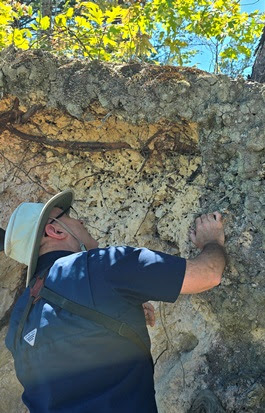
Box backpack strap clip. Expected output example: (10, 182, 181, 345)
(30, 276, 45, 304)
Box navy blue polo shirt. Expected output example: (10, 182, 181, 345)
(6, 246, 186, 413)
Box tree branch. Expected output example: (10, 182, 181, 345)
(7, 125, 131, 152)
(0, 98, 131, 152)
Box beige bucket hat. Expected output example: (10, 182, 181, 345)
(4, 189, 74, 286)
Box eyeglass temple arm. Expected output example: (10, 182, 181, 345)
(47, 218, 87, 252)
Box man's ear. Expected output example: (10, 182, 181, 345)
(44, 224, 67, 240)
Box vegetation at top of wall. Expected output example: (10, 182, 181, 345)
(0, 0, 265, 76)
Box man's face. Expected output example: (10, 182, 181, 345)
(49, 207, 99, 250)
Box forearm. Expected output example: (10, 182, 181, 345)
(182, 243, 227, 294)
(196, 242, 227, 278)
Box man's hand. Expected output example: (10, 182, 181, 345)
(180, 211, 226, 294)
(189, 212, 225, 250)
(143, 302, 155, 327)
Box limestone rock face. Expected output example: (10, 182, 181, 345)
(0, 48, 264, 413)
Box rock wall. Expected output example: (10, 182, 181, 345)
(0, 48, 264, 413)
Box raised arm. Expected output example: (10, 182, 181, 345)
(180, 212, 226, 294)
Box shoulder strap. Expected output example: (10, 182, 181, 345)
(39, 286, 151, 359)
(15, 268, 152, 361)
(15, 295, 35, 350)
(14, 267, 51, 350)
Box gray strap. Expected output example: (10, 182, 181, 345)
(15, 295, 34, 350)
(15, 267, 51, 350)
(39, 286, 151, 359)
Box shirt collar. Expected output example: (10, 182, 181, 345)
(35, 251, 75, 275)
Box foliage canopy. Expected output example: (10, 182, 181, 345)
(0, 0, 264, 75)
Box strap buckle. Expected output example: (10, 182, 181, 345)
(118, 322, 127, 336)
(30, 276, 45, 304)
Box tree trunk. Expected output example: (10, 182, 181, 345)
(41, 0, 52, 48)
(250, 25, 265, 83)
(41, 0, 52, 18)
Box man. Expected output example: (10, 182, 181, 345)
(3, 189, 226, 413)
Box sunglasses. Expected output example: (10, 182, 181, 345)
(49, 206, 79, 224)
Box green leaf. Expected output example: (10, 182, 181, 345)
(237, 45, 252, 58)
(30, 23, 38, 31)
(39, 16, 50, 30)
(103, 35, 117, 48)
(28, 5, 33, 17)
(75, 16, 91, 29)
(105, 6, 123, 24)
(220, 47, 238, 59)
(66, 7, 74, 18)
(55, 14, 67, 27)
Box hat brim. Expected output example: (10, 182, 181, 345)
(26, 189, 74, 286)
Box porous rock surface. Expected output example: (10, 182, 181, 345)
(0, 48, 264, 413)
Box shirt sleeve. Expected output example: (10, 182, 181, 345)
(103, 246, 186, 304)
